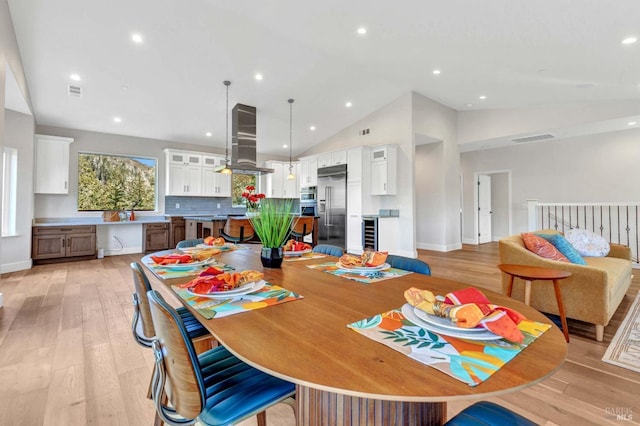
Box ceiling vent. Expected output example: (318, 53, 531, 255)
(511, 133, 555, 143)
(67, 84, 82, 98)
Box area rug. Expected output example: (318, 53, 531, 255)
(602, 291, 640, 373)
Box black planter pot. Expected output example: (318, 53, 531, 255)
(260, 247, 284, 268)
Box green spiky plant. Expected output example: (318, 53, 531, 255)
(249, 198, 294, 248)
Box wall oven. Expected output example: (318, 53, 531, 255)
(300, 204, 317, 216)
(300, 186, 317, 202)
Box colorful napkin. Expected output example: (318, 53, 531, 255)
(306, 262, 412, 284)
(146, 261, 234, 280)
(150, 253, 193, 265)
(347, 307, 550, 386)
(172, 281, 303, 319)
(405, 287, 525, 342)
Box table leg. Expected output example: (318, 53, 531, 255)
(552, 279, 570, 342)
(524, 280, 532, 306)
(506, 275, 515, 297)
(296, 385, 445, 426)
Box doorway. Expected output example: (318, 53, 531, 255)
(473, 170, 511, 244)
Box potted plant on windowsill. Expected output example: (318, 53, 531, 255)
(249, 198, 294, 268)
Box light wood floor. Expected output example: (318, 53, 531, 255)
(0, 244, 638, 425)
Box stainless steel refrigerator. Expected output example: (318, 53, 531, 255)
(317, 164, 347, 248)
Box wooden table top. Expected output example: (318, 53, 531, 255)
(497, 264, 572, 280)
(147, 248, 568, 402)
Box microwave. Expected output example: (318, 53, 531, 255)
(300, 186, 317, 202)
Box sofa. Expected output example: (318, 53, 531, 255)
(499, 230, 632, 341)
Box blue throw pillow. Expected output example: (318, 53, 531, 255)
(536, 233, 587, 265)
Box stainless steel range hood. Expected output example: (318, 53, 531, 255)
(227, 103, 274, 175)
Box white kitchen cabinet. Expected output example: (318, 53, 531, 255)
(299, 157, 317, 188)
(264, 161, 299, 198)
(346, 181, 363, 254)
(34, 134, 74, 194)
(316, 153, 331, 168)
(202, 155, 231, 197)
(168, 163, 202, 195)
(347, 146, 371, 182)
(370, 145, 397, 195)
(378, 217, 399, 253)
(331, 150, 347, 166)
(168, 151, 202, 167)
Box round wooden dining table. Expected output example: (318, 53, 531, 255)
(145, 248, 568, 426)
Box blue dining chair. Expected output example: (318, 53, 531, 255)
(312, 244, 344, 257)
(130, 262, 211, 349)
(147, 289, 296, 426)
(176, 238, 204, 249)
(444, 401, 536, 425)
(386, 254, 431, 275)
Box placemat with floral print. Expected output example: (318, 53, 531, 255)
(347, 304, 551, 386)
(172, 281, 303, 319)
(306, 262, 412, 284)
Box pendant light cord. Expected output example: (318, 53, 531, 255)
(288, 98, 294, 171)
(224, 80, 231, 167)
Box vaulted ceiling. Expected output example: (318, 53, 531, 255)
(8, 0, 640, 156)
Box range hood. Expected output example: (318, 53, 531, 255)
(226, 103, 274, 175)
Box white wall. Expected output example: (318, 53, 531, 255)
(1, 0, 34, 273)
(1, 110, 34, 272)
(412, 92, 460, 250)
(415, 142, 444, 250)
(460, 127, 640, 241)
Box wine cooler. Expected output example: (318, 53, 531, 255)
(362, 217, 378, 251)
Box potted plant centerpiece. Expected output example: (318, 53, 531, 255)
(249, 198, 294, 268)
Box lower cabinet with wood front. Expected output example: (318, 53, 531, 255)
(32, 225, 97, 264)
(143, 222, 170, 252)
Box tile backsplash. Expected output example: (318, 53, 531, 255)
(165, 196, 300, 215)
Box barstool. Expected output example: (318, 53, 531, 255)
(290, 216, 314, 242)
(220, 217, 255, 243)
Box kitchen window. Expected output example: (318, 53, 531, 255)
(77, 153, 157, 211)
(232, 174, 256, 207)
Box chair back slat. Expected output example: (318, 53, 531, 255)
(148, 290, 204, 420)
(291, 217, 314, 237)
(176, 239, 204, 249)
(131, 262, 155, 340)
(312, 244, 344, 257)
(386, 255, 431, 276)
(222, 218, 255, 242)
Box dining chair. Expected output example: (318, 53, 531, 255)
(386, 254, 431, 276)
(130, 262, 212, 351)
(176, 238, 204, 249)
(290, 216, 314, 242)
(147, 289, 296, 426)
(444, 401, 536, 425)
(312, 244, 344, 257)
(220, 218, 255, 243)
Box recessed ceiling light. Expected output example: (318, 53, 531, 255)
(479, 95, 487, 100)
(255, 73, 263, 81)
(283, 144, 288, 148)
(346, 101, 353, 108)
(466, 103, 473, 107)
(357, 27, 367, 35)
(432, 69, 441, 75)
(131, 33, 144, 44)
(628, 121, 637, 126)
(206, 132, 212, 137)
(622, 36, 637, 45)
(310, 125, 316, 131)
(70, 73, 81, 82)
(113, 117, 122, 123)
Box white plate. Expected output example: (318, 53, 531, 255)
(413, 307, 486, 332)
(401, 304, 502, 341)
(284, 248, 312, 257)
(154, 257, 216, 270)
(196, 243, 235, 251)
(335, 262, 391, 272)
(187, 280, 266, 299)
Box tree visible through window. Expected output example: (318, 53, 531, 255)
(78, 153, 157, 211)
(232, 174, 256, 207)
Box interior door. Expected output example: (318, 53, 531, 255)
(478, 174, 492, 244)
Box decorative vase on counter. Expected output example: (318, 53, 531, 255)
(245, 209, 259, 218)
(260, 247, 284, 268)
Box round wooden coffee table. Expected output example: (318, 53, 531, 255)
(498, 263, 572, 342)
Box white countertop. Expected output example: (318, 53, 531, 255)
(33, 217, 170, 227)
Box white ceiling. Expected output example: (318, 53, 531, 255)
(7, 0, 640, 156)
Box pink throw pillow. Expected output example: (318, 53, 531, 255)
(521, 233, 569, 262)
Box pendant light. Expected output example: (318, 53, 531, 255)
(286, 98, 295, 180)
(219, 80, 233, 175)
